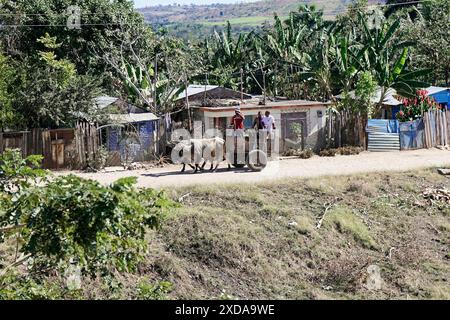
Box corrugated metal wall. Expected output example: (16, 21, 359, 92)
(367, 119, 400, 152)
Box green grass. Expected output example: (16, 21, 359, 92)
(325, 207, 377, 249)
(201, 15, 286, 27)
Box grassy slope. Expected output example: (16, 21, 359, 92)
(1, 169, 449, 299)
(150, 169, 450, 300)
(108, 169, 449, 299)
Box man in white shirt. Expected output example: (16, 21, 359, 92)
(262, 111, 276, 156)
(262, 111, 276, 134)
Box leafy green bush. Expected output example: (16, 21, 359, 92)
(0, 272, 63, 300)
(0, 149, 46, 194)
(136, 279, 173, 300)
(1, 175, 174, 275)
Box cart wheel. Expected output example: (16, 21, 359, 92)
(247, 150, 267, 172)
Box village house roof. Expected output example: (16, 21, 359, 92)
(336, 87, 403, 106)
(198, 98, 330, 112)
(93, 95, 147, 114)
(93, 96, 158, 125)
(425, 86, 449, 96)
(108, 113, 159, 124)
(176, 85, 252, 102)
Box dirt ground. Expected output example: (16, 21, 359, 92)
(59, 149, 450, 188)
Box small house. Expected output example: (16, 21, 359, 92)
(94, 96, 159, 165)
(174, 85, 329, 153)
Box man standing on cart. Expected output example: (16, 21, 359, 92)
(231, 107, 245, 134)
(230, 107, 246, 165)
(262, 111, 276, 157)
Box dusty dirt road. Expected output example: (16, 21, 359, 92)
(59, 149, 450, 189)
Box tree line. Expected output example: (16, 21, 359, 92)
(0, 0, 448, 131)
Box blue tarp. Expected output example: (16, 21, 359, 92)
(399, 118, 425, 150)
(366, 119, 400, 133)
(107, 120, 156, 161)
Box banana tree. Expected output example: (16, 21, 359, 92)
(122, 61, 186, 115)
(332, 31, 369, 94)
(122, 62, 154, 107)
(265, 14, 311, 66)
(359, 15, 430, 106)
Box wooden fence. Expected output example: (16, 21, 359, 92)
(0, 122, 99, 170)
(423, 109, 450, 148)
(326, 110, 367, 149)
(327, 108, 450, 151)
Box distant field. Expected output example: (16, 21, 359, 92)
(201, 15, 282, 27)
(139, 0, 351, 25)
(139, 0, 382, 38)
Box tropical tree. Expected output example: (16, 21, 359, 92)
(0, 53, 17, 130)
(358, 14, 430, 106)
(400, 0, 450, 85)
(0, 0, 150, 77)
(11, 34, 102, 129)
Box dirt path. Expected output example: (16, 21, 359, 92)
(58, 149, 450, 189)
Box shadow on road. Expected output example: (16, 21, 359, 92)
(141, 167, 252, 177)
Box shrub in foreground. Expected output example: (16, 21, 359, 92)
(1, 175, 174, 276)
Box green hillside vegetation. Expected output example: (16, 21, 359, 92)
(139, 0, 360, 37)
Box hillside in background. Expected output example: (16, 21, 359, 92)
(139, 0, 381, 38)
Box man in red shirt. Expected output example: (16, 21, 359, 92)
(230, 107, 245, 165)
(231, 107, 245, 130)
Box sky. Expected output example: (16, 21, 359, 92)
(133, 0, 253, 8)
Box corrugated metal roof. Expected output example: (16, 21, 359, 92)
(425, 86, 449, 96)
(109, 113, 158, 124)
(94, 96, 119, 109)
(368, 133, 400, 152)
(176, 85, 219, 101)
(199, 99, 329, 112)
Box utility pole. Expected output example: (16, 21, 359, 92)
(240, 68, 244, 102)
(262, 67, 266, 105)
(204, 73, 208, 105)
(274, 63, 278, 101)
(153, 54, 158, 113)
(184, 74, 192, 132)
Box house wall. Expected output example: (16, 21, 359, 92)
(202, 104, 327, 152)
(105, 120, 158, 165)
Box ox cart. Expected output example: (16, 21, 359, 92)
(227, 130, 268, 172)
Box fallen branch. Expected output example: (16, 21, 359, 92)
(178, 193, 191, 203)
(317, 203, 333, 229)
(0, 254, 31, 278)
(423, 187, 450, 204)
(0, 224, 25, 233)
(426, 222, 441, 235)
